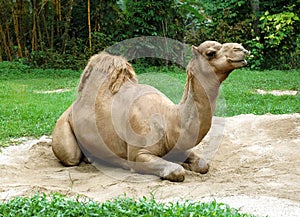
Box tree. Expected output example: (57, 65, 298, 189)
(250, 0, 260, 36)
(62, 0, 74, 53)
(0, 0, 298, 69)
(10, 0, 23, 57)
(88, 0, 92, 52)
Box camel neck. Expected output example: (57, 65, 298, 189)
(177, 63, 222, 146)
(179, 56, 222, 114)
(179, 74, 220, 116)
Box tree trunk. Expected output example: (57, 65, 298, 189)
(250, 0, 260, 36)
(0, 1, 12, 61)
(51, 0, 55, 49)
(62, 0, 74, 53)
(11, 0, 23, 57)
(88, 0, 92, 52)
(0, 43, 2, 61)
(37, 4, 44, 51)
(41, 0, 51, 48)
(5, 22, 14, 61)
(0, 23, 12, 61)
(19, 0, 26, 56)
(31, 0, 38, 51)
(56, 0, 62, 36)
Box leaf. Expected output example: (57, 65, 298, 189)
(259, 16, 265, 21)
(275, 24, 281, 31)
(177, 3, 204, 21)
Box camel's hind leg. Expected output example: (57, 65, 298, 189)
(52, 106, 82, 166)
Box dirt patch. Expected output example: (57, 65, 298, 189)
(34, 88, 72, 94)
(256, 89, 298, 96)
(1, 114, 300, 217)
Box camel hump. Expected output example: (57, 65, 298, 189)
(78, 52, 137, 94)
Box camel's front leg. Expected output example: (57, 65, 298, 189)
(128, 148, 186, 182)
(181, 149, 209, 174)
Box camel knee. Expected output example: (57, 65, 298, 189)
(60, 155, 82, 166)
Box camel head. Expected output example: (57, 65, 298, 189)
(192, 41, 249, 81)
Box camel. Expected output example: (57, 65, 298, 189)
(52, 41, 248, 182)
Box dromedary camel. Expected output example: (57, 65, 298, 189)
(52, 41, 248, 182)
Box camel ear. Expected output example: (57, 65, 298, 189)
(205, 48, 217, 59)
(192, 45, 200, 57)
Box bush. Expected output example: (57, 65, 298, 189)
(0, 193, 259, 217)
(246, 10, 300, 69)
(27, 49, 88, 70)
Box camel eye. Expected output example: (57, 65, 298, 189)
(206, 50, 216, 58)
(233, 48, 242, 52)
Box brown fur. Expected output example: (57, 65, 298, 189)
(78, 52, 137, 94)
(52, 41, 248, 181)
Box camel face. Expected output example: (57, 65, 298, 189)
(195, 41, 249, 74)
(222, 43, 249, 68)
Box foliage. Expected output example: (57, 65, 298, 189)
(177, 0, 300, 69)
(28, 49, 88, 70)
(192, 0, 252, 43)
(174, 0, 212, 45)
(0, 62, 299, 145)
(125, 0, 184, 39)
(0, 193, 259, 217)
(245, 8, 300, 69)
(1, 0, 299, 69)
(260, 11, 298, 47)
(246, 2, 300, 69)
(118, 0, 185, 66)
(245, 37, 264, 70)
(257, 10, 300, 69)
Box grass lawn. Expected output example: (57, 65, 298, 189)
(0, 61, 299, 145)
(0, 62, 80, 145)
(139, 66, 300, 116)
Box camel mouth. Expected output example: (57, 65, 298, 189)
(228, 59, 247, 65)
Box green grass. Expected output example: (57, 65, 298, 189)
(0, 193, 259, 217)
(222, 69, 300, 116)
(136, 66, 300, 116)
(0, 62, 80, 145)
(0, 61, 299, 145)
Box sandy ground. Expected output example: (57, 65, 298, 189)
(0, 113, 299, 217)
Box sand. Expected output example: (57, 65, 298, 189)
(0, 113, 299, 217)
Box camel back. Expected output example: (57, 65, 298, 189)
(78, 52, 137, 94)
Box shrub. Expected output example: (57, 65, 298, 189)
(246, 10, 299, 69)
(0, 193, 259, 217)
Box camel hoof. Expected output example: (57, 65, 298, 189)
(162, 165, 185, 182)
(197, 158, 209, 174)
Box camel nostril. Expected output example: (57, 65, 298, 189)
(244, 49, 249, 55)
